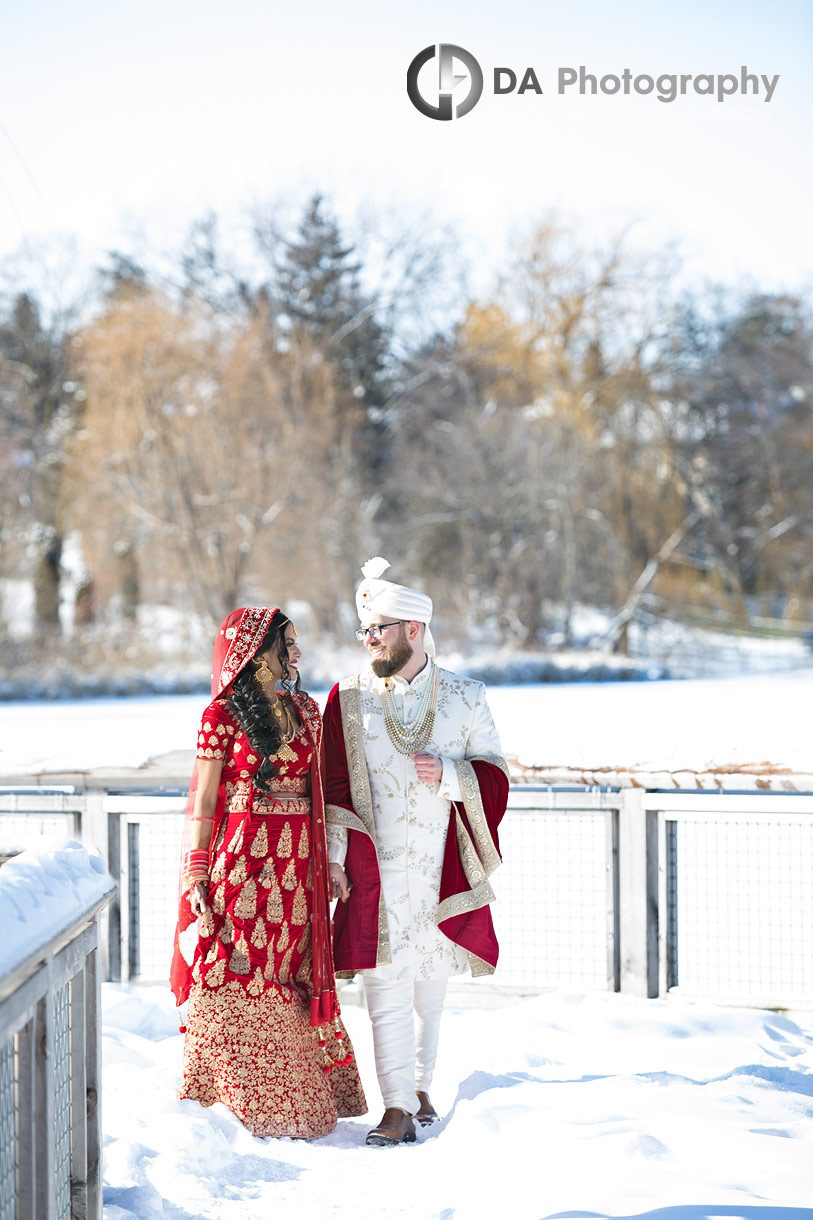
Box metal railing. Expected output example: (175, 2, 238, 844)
(0, 879, 114, 1220)
(2, 776, 813, 1009)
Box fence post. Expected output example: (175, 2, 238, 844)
(82, 792, 110, 983)
(85, 936, 103, 1220)
(34, 986, 56, 1220)
(618, 789, 660, 997)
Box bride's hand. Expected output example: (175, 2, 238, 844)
(329, 863, 352, 903)
(189, 880, 209, 916)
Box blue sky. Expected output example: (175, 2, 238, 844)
(0, 0, 810, 292)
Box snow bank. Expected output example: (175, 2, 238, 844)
(100, 985, 813, 1219)
(0, 840, 115, 977)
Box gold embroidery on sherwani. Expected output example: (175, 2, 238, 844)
(454, 756, 503, 878)
(433, 751, 506, 976)
(331, 667, 507, 981)
(291, 883, 308, 925)
(281, 858, 297, 891)
(250, 822, 268, 858)
(336, 676, 392, 968)
(228, 855, 247, 886)
(251, 917, 267, 949)
(276, 821, 293, 857)
(335, 680, 379, 842)
(234, 877, 257, 920)
(297, 822, 309, 859)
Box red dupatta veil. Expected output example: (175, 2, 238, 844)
(169, 607, 337, 1028)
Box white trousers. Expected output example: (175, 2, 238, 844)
(363, 977, 448, 1115)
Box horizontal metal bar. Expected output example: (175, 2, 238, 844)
(642, 793, 813, 815)
(0, 793, 84, 811)
(507, 789, 622, 811)
(105, 796, 186, 814)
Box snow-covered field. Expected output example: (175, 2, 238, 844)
(102, 983, 813, 1219)
(1, 668, 812, 775)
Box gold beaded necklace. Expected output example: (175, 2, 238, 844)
(380, 662, 439, 755)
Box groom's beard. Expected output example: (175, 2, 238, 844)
(369, 633, 413, 678)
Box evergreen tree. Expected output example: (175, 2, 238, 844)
(273, 195, 390, 410)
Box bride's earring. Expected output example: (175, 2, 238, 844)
(255, 659, 275, 689)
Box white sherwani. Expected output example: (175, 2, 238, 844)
(326, 658, 504, 982)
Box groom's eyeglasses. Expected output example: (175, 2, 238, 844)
(354, 621, 406, 642)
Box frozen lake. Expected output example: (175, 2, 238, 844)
(0, 668, 811, 775)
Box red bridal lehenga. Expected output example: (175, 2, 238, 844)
(176, 694, 367, 1138)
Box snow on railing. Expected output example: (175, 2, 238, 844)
(0, 843, 115, 1220)
(508, 759, 813, 792)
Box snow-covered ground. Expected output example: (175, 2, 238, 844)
(1, 669, 812, 775)
(102, 983, 813, 1219)
(2, 676, 812, 1218)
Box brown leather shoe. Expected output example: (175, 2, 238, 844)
(415, 1091, 439, 1126)
(365, 1108, 417, 1146)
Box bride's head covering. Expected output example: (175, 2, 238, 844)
(355, 557, 435, 656)
(210, 606, 281, 698)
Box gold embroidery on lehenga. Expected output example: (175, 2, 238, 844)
(246, 966, 265, 997)
(278, 942, 294, 984)
(205, 959, 225, 988)
(258, 859, 276, 889)
(229, 932, 251, 974)
(180, 981, 367, 1137)
(277, 922, 290, 953)
(297, 822, 309, 858)
(276, 822, 293, 857)
(218, 913, 235, 945)
(295, 924, 312, 984)
(291, 883, 308, 925)
(250, 822, 269, 858)
(251, 917, 267, 949)
(281, 858, 297, 891)
(211, 852, 227, 884)
(234, 876, 257, 919)
(266, 877, 284, 921)
(228, 855, 247, 886)
(227, 823, 243, 853)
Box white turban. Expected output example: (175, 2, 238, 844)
(356, 557, 435, 656)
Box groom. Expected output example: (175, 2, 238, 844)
(323, 558, 509, 1145)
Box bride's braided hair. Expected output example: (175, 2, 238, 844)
(227, 611, 303, 794)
